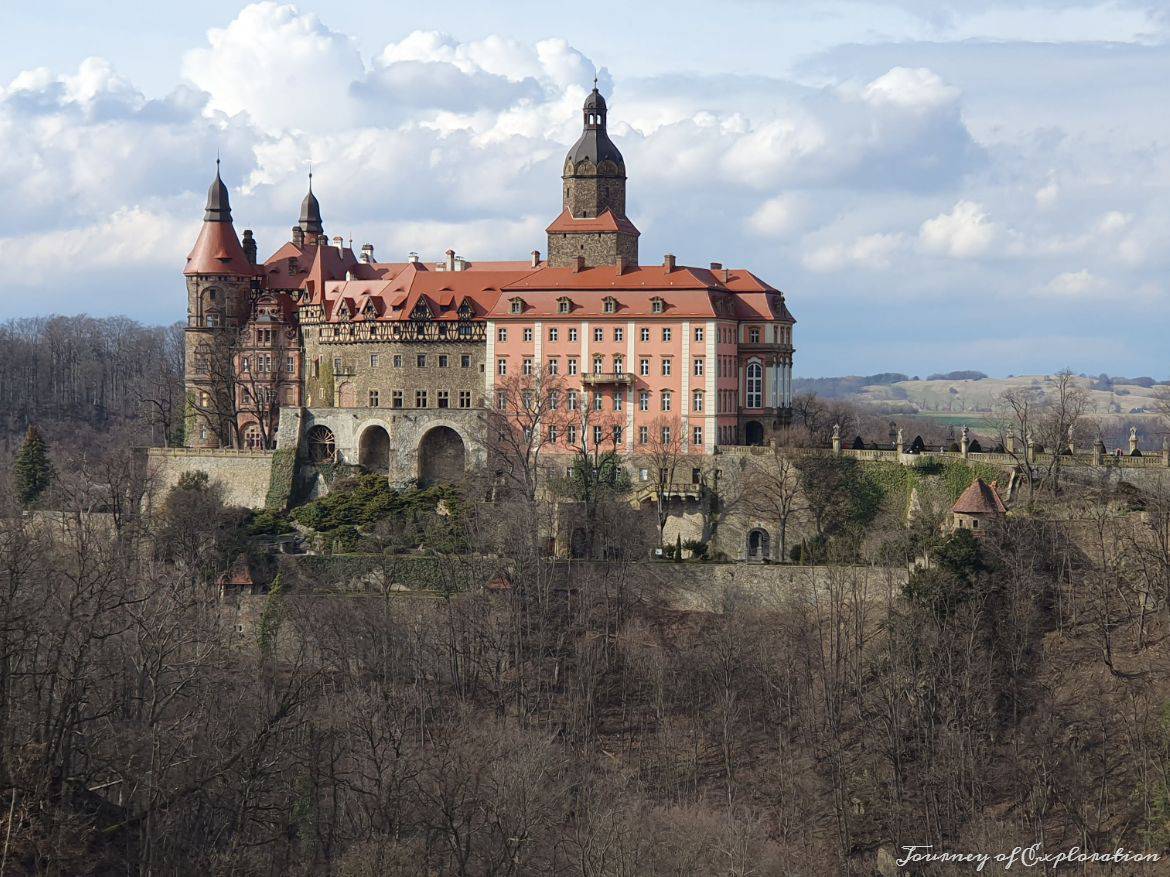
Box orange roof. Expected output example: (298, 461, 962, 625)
(546, 207, 640, 237)
(263, 240, 385, 291)
(185, 220, 257, 276)
(952, 478, 1006, 515)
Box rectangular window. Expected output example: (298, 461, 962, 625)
(459, 390, 471, 408)
(662, 328, 672, 342)
(593, 356, 604, 374)
(461, 354, 471, 368)
(639, 358, 650, 376)
(693, 390, 703, 411)
(749, 327, 761, 343)
(693, 427, 703, 447)
(524, 328, 533, 342)
(593, 425, 603, 445)
(614, 389, 624, 410)
(549, 327, 559, 342)
(639, 426, 649, 444)
(593, 328, 603, 342)
(568, 358, 579, 375)
(694, 358, 704, 376)
(437, 390, 449, 408)
(567, 390, 579, 411)
(639, 390, 650, 411)
(569, 327, 578, 342)
(567, 425, 577, 445)
(369, 389, 380, 407)
(695, 327, 704, 342)
(545, 359, 558, 375)
(393, 354, 402, 367)
(497, 358, 507, 375)
(370, 353, 379, 368)
(438, 355, 449, 368)
(496, 390, 507, 409)
(392, 390, 403, 408)
(661, 426, 672, 444)
(548, 426, 558, 443)
(661, 391, 672, 412)
(594, 392, 603, 411)
(312, 358, 320, 378)
(614, 327, 624, 341)
(661, 359, 672, 376)
(549, 391, 559, 410)
(333, 356, 342, 373)
(498, 328, 508, 342)
(415, 390, 428, 408)
(640, 327, 649, 342)
(613, 425, 622, 443)
(241, 356, 250, 373)
(416, 354, 426, 368)
(523, 358, 533, 375)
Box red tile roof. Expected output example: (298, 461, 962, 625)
(185, 220, 257, 276)
(545, 207, 640, 237)
(952, 478, 1007, 515)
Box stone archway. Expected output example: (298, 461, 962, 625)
(744, 420, 765, 446)
(358, 424, 391, 472)
(746, 528, 770, 561)
(418, 425, 466, 485)
(336, 381, 356, 408)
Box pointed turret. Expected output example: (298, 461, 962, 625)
(185, 162, 254, 276)
(299, 172, 324, 237)
(203, 159, 232, 222)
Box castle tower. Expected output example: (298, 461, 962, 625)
(547, 83, 639, 268)
(295, 172, 325, 246)
(183, 162, 257, 448)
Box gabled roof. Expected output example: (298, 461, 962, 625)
(952, 478, 1007, 515)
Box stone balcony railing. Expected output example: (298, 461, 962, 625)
(581, 371, 635, 386)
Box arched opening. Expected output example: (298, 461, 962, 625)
(746, 528, 770, 561)
(336, 381, 356, 408)
(306, 425, 336, 464)
(418, 426, 466, 485)
(744, 420, 765, 446)
(358, 425, 391, 473)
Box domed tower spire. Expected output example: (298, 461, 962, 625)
(203, 156, 232, 222)
(547, 80, 639, 268)
(299, 166, 324, 239)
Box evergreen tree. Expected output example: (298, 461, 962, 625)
(14, 424, 55, 507)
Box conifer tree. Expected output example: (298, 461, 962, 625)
(14, 424, 55, 507)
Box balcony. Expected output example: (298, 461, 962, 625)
(581, 371, 635, 386)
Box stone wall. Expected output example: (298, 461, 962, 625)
(142, 447, 274, 509)
(547, 230, 638, 268)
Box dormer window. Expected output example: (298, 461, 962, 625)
(510, 297, 525, 314)
(362, 302, 377, 318)
(603, 296, 618, 314)
(288, 258, 299, 274)
(336, 304, 351, 320)
(557, 297, 572, 314)
(411, 302, 432, 321)
(458, 302, 473, 320)
(650, 297, 665, 314)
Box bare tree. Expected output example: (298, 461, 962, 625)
(742, 446, 804, 561)
(1034, 369, 1091, 495)
(485, 370, 568, 503)
(637, 415, 690, 548)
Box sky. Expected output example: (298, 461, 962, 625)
(2, 1, 1169, 377)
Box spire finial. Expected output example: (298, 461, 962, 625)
(216, 149, 221, 177)
(308, 160, 313, 192)
(593, 74, 598, 89)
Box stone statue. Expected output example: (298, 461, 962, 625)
(832, 423, 840, 440)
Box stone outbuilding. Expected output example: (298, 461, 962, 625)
(950, 478, 1006, 534)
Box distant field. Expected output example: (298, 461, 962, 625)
(914, 412, 995, 429)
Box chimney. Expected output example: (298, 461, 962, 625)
(663, 253, 676, 272)
(408, 252, 420, 264)
(723, 268, 731, 283)
(530, 249, 540, 268)
(445, 248, 456, 271)
(291, 226, 304, 247)
(360, 243, 374, 263)
(615, 255, 626, 275)
(573, 255, 585, 273)
(242, 229, 257, 265)
(709, 261, 722, 271)
(333, 235, 344, 256)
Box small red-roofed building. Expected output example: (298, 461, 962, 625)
(951, 478, 1007, 535)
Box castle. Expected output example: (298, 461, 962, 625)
(183, 84, 796, 484)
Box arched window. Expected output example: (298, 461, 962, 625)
(746, 362, 763, 408)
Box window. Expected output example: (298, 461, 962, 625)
(593, 356, 604, 374)
(594, 328, 604, 342)
(370, 353, 379, 368)
(661, 426, 672, 443)
(692, 390, 704, 412)
(498, 328, 508, 342)
(548, 359, 559, 375)
(567, 425, 578, 445)
(558, 298, 571, 314)
(569, 328, 578, 342)
(568, 358, 579, 375)
(661, 390, 672, 411)
(497, 358, 507, 375)
(523, 328, 533, 342)
(613, 355, 624, 372)
(661, 359, 672, 376)
(392, 390, 403, 408)
(612, 425, 623, 443)
(438, 355, 448, 368)
(593, 425, 603, 445)
(523, 358, 533, 375)
(549, 327, 559, 342)
(746, 361, 763, 408)
(548, 426, 558, 443)
(639, 427, 649, 445)
(393, 354, 403, 367)
(594, 392, 603, 411)
(461, 354, 471, 368)
(415, 390, 428, 408)
(511, 299, 524, 314)
(651, 298, 665, 314)
(639, 390, 650, 411)
(312, 358, 320, 378)
(286, 355, 295, 374)
(416, 354, 426, 368)
(640, 327, 650, 342)
(662, 328, 672, 342)
(614, 327, 624, 342)
(496, 390, 507, 409)
(567, 390, 579, 411)
(333, 356, 343, 373)
(695, 327, 704, 342)
(437, 390, 449, 408)
(603, 297, 617, 314)
(639, 358, 650, 376)
(260, 354, 272, 373)
(614, 389, 624, 410)
(694, 358, 704, 376)
(459, 390, 471, 408)
(206, 313, 220, 328)
(241, 356, 250, 373)
(549, 391, 559, 410)
(749, 327, 761, 343)
(693, 426, 703, 446)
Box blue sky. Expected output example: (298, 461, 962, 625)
(2, 1, 1168, 377)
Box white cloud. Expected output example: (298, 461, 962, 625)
(803, 232, 905, 272)
(919, 200, 998, 258)
(862, 67, 960, 111)
(745, 193, 807, 238)
(1039, 268, 1106, 297)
